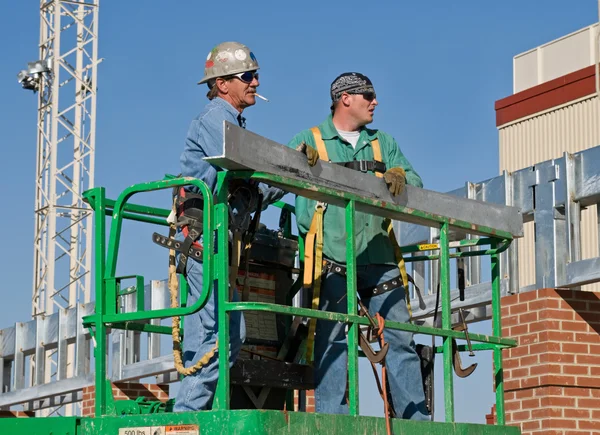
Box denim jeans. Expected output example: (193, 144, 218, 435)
(173, 256, 246, 412)
(314, 263, 429, 420)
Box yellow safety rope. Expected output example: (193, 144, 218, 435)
(168, 198, 218, 376)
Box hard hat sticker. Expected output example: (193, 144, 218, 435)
(234, 49, 247, 61)
(216, 51, 232, 63)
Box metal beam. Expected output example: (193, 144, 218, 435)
(208, 122, 523, 238)
(0, 374, 93, 409)
(565, 257, 600, 287)
(411, 279, 511, 324)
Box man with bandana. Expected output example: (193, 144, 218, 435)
(174, 41, 284, 412)
(287, 72, 429, 420)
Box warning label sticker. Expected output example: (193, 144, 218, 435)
(167, 425, 199, 434)
(118, 425, 198, 435)
(418, 243, 438, 251)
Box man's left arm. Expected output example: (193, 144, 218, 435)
(258, 183, 286, 209)
(385, 134, 423, 188)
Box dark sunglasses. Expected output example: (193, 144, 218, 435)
(231, 71, 259, 84)
(346, 91, 377, 102)
(361, 92, 377, 102)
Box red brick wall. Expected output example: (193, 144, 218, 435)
(82, 382, 169, 417)
(499, 288, 600, 434)
(293, 390, 315, 412)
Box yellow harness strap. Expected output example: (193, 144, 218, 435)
(371, 138, 384, 178)
(310, 126, 329, 160)
(304, 127, 329, 365)
(303, 127, 330, 289)
(386, 220, 412, 318)
(304, 202, 325, 365)
(303, 129, 411, 364)
(371, 139, 412, 317)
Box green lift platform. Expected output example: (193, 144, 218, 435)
(0, 124, 523, 434)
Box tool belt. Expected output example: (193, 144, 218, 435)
(321, 259, 404, 300)
(334, 160, 386, 174)
(153, 181, 262, 276)
(172, 187, 205, 275)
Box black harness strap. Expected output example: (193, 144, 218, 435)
(335, 160, 386, 174)
(175, 225, 202, 275)
(174, 187, 205, 276)
(321, 260, 403, 299)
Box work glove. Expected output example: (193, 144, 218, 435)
(295, 142, 319, 167)
(383, 167, 406, 196)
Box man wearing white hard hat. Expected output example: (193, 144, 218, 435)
(174, 41, 284, 412)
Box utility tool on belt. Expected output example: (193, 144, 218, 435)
(452, 308, 477, 378)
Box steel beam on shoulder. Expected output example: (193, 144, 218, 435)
(207, 122, 523, 238)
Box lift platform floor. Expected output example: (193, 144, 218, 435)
(0, 409, 520, 434)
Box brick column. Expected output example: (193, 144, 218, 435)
(82, 382, 169, 417)
(499, 288, 600, 434)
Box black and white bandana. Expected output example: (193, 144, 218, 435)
(330, 72, 375, 102)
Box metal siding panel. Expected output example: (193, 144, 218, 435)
(514, 49, 538, 93)
(499, 96, 600, 291)
(513, 24, 598, 92)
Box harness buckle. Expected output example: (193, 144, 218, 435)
(359, 160, 369, 172)
(315, 201, 327, 212)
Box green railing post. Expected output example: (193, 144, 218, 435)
(491, 240, 505, 425)
(96, 179, 214, 324)
(345, 200, 359, 415)
(439, 222, 455, 422)
(89, 187, 108, 417)
(81, 173, 518, 425)
(214, 173, 231, 410)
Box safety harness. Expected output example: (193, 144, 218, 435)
(303, 126, 412, 362)
(153, 181, 262, 376)
(302, 126, 411, 433)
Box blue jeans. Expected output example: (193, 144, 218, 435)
(314, 263, 429, 420)
(173, 256, 246, 412)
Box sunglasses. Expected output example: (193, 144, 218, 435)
(231, 71, 259, 84)
(345, 91, 377, 102)
(361, 92, 377, 102)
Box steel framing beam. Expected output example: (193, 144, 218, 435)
(207, 122, 523, 238)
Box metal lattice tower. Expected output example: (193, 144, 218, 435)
(26, 0, 100, 318)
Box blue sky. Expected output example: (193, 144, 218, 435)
(0, 0, 598, 424)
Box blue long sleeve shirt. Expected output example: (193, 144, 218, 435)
(180, 97, 284, 207)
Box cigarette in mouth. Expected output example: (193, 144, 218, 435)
(254, 93, 269, 102)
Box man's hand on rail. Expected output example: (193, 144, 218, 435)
(383, 167, 407, 196)
(296, 142, 319, 167)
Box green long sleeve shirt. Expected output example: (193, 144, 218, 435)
(287, 115, 423, 266)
